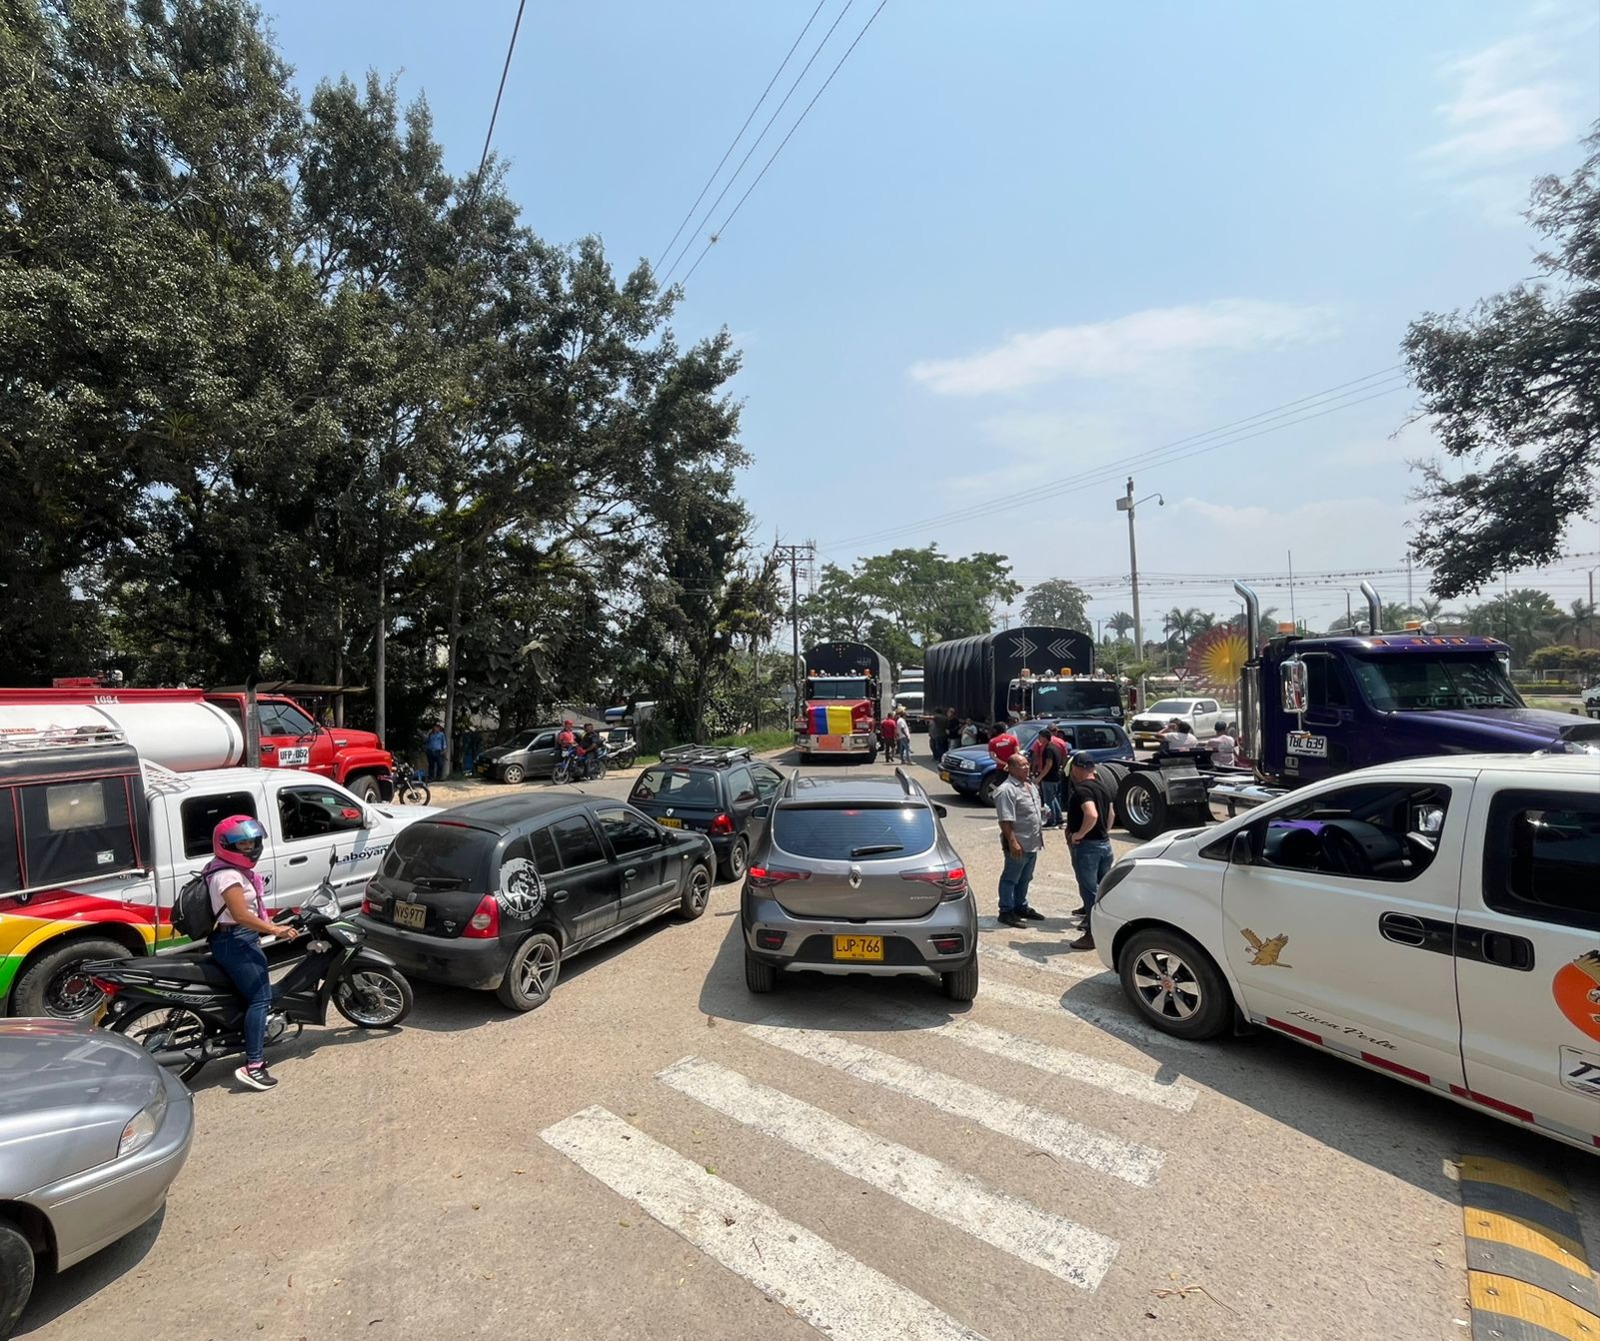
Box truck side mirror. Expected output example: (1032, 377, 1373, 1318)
(1230, 830, 1254, 866)
(1281, 659, 1308, 714)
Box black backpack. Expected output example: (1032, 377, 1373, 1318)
(170, 868, 219, 942)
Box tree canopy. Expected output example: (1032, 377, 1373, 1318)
(1020, 579, 1090, 631)
(1404, 124, 1600, 599)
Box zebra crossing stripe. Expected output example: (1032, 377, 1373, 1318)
(860, 1001, 1198, 1111)
(979, 977, 1201, 1051)
(657, 1056, 1119, 1291)
(746, 1021, 1163, 1186)
(978, 940, 1114, 984)
(540, 1106, 986, 1341)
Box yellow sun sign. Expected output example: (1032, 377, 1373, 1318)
(1187, 625, 1250, 692)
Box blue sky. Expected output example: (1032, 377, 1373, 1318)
(265, 0, 1600, 635)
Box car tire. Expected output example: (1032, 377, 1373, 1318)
(0, 1218, 35, 1341)
(679, 864, 713, 920)
(941, 957, 980, 1001)
(351, 774, 383, 804)
(497, 932, 561, 1011)
(1117, 775, 1168, 840)
(719, 838, 748, 884)
(500, 763, 525, 785)
(744, 949, 778, 994)
(12, 936, 132, 1020)
(977, 773, 1000, 806)
(1116, 926, 1232, 1040)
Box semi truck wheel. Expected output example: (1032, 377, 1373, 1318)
(1117, 775, 1168, 841)
(350, 774, 383, 803)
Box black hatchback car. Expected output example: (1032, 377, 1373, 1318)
(354, 794, 714, 1011)
(626, 746, 785, 883)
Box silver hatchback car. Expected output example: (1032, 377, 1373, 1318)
(741, 772, 979, 1000)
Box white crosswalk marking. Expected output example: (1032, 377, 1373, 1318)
(978, 939, 1113, 983)
(746, 1021, 1164, 1186)
(859, 1001, 1198, 1111)
(540, 1106, 987, 1341)
(657, 1056, 1119, 1291)
(978, 977, 1200, 1051)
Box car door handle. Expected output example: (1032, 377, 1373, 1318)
(552, 889, 570, 903)
(1456, 923, 1536, 971)
(1378, 911, 1453, 955)
(288, 855, 309, 866)
(623, 868, 638, 880)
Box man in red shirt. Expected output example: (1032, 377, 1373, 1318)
(987, 721, 1021, 772)
(556, 719, 577, 756)
(878, 712, 898, 762)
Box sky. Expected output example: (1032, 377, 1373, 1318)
(263, 0, 1600, 638)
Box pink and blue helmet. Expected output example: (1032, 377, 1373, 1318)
(212, 815, 265, 869)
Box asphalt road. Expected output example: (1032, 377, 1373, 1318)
(18, 747, 1600, 1341)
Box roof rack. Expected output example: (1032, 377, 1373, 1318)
(0, 725, 129, 753)
(659, 744, 754, 766)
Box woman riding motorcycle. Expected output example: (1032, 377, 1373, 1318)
(204, 816, 299, 1091)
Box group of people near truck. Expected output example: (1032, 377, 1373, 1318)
(869, 706, 915, 762)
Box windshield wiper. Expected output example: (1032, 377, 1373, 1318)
(850, 844, 904, 858)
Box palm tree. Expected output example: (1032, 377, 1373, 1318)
(1107, 611, 1135, 639)
(1556, 598, 1596, 646)
(1380, 602, 1412, 633)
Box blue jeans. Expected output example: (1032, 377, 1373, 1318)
(897, 735, 911, 763)
(426, 750, 445, 781)
(209, 927, 272, 1065)
(998, 846, 1038, 914)
(1070, 838, 1115, 911)
(1040, 780, 1062, 826)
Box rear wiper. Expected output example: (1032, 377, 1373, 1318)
(409, 877, 466, 890)
(850, 844, 904, 857)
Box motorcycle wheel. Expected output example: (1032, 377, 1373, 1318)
(400, 780, 431, 806)
(112, 1004, 210, 1082)
(333, 966, 413, 1028)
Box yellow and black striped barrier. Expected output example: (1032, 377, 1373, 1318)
(1460, 1154, 1599, 1340)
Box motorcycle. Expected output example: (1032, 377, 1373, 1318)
(393, 759, 431, 806)
(85, 855, 413, 1082)
(551, 743, 608, 785)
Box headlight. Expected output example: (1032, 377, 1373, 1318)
(119, 1088, 168, 1158)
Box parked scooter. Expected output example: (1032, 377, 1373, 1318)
(86, 854, 413, 1082)
(393, 758, 432, 806)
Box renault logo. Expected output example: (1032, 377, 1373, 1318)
(848, 865, 862, 889)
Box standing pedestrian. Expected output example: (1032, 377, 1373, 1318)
(878, 711, 898, 762)
(993, 754, 1046, 927)
(1030, 725, 1066, 827)
(1207, 722, 1237, 767)
(960, 717, 979, 747)
(929, 709, 948, 763)
(1064, 753, 1116, 950)
(424, 723, 446, 782)
(895, 707, 912, 762)
(944, 708, 961, 752)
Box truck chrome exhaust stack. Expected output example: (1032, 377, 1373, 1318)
(1233, 581, 1260, 649)
(1359, 581, 1382, 634)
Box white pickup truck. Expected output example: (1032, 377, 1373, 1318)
(1091, 753, 1600, 1153)
(0, 731, 435, 1019)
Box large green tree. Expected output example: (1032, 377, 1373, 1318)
(1020, 579, 1090, 631)
(1404, 125, 1600, 599)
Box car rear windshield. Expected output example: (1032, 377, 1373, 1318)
(631, 767, 721, 807)
(773, 804, 936, 860)
(379, 822, 494, 891)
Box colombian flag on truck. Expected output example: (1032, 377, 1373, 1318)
(808, 704, 857, 736)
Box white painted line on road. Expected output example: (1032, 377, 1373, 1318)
(978, 940, 1114, 984)
(859, 1002, 1197, 1112)
(540, 1106, 986, 1341)
(746, 1021, 1163, 1187)
(657, 1057, 1118, 1291)
(979, 978, 1200, 1052)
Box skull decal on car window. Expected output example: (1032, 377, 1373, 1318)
(498, 857, 546, 917)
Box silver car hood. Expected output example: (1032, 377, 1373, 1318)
(0, 1020, 165, 1193)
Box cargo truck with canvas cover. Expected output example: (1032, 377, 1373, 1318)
(925, 626, 1107, 727)
(0, 686, 396, 801)
(793, 642, 890, 760)
(0, 720, 432, 1020)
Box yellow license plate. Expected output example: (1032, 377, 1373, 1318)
(393, 900, 427, 930)
(833, 935, 884, 962)
(939, 771, 951, 782)
(659, 817, 683, 828)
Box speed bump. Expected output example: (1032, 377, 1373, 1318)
(1460, 1155, 1599, 1340)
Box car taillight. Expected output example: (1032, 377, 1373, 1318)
(747, 866, 811, 888)
(902, 867, 968, 900)
(360, 896, 373, 915)
(710, 813, 735, 836)
(463, 894, 499, 938)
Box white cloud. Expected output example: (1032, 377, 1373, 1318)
(1424, 37, 1576, 169)
(908, 300, 1335, 396)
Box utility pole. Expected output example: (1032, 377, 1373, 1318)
(774, 540, 815, 719)
(1404, 552, 1414, 610)
(1116, 477, 1162, 709)
(1287, 549, 1296, 629)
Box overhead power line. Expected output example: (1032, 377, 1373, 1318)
(828, 367, 1407, 548)
(678, 0, 891, 287)
(659, 1, 861, 287)
(653, 1, 829, 273)
(469, 0, 530, 202)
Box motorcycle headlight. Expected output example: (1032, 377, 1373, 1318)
(119, 1088, 168, 1158)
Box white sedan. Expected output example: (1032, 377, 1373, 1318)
(1128, 697, 1224, 744)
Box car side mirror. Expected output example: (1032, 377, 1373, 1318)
(933, 804, 948, 819)
(1230, 830, 1254, 866)
(753, 804, 771, 820)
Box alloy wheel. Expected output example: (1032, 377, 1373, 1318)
(1130, 947, 1203, 1022)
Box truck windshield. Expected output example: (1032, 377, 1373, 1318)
(1019, 681, 1122, 718)
(1348, 655, 1523, 712)
(807, 677, 870, 701)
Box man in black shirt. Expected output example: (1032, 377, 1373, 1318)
(1065, 752, 1116, 950)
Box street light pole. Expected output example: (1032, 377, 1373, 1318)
(1116, 478, 1163, 710)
